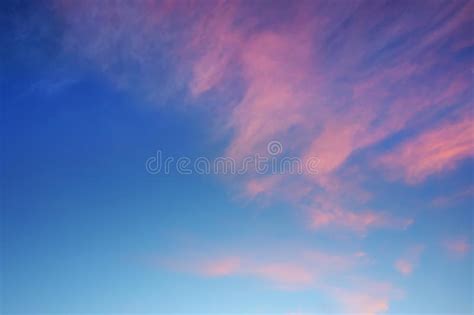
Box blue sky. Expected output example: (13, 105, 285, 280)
(1, 0, 473, 314)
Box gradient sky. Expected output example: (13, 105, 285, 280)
(1, 0, 473, 314)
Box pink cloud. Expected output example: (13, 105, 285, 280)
(310, 207, 412, 234)
(395, 260, 413, 276)
(330, 280, 402, 315)
(252, 263, 315, 289)
(394, 245, 424, 276)
(195, 257, 317, 290)
(378, 114, 474, 184)
(245, 176, 282, 199)
(56, 0, 472, 237)
(443, 237, 471, 258)
(225, 30, 318, 160)
(156, 245, 401, 313)
(307, 195, 413, 235)
(169, 248, 369, 291)
(199, 257, 241, 277)
(336, 291, 390, 315)
(185, 1, 243, 96)
(48, 2, 473, 312)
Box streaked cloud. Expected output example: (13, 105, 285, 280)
(307, 193, 413, 235)
(378, 113, 474, 184)
(55, 1, 472, 236)
(53, 1, 473, 312)
(158, 246, 403, 313)
(166, 248, 369, 290)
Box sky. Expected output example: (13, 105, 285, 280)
(1, 0, 473, 314)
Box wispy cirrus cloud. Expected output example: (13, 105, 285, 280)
(307, 194, 413, 235)
(55, 0, 472, 237)
(157, 247, 402, 312)
(378, 112, 474, 184)
(173, 249, 364, 290)
(53, 1, 473, 312)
